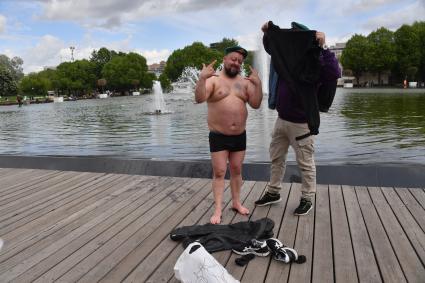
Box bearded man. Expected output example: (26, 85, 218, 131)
(195, 46, 263, 224)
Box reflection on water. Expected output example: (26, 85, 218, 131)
(341, 91, 425, 149)
(0, 89, 424, 164)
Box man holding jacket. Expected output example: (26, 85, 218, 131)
(255, 21, 341, 215)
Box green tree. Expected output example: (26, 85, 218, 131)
(341, 34, 371, 86)
(158, 73, 172, 92)
(412, 21, 425, 82)
(212, 37, 253, 74)
(394, 24, 421, 81)
(211, 37, 239, 53)
(243, 51, 254, 76)
(367, 27, 396, 85)
(54, 59, 97, 96)
(19, 72, 51, 96)
(90, 47, 117, 79)
(0, 54, 24, 81)
(0, 65, 18, 96)
(101, 52, 153, 93)
(164, 42, 222, 82)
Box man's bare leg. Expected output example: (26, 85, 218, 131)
(229, 151, 249, 215)
(210, 151, 229, 224)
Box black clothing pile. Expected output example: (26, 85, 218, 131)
(170, 218, 274, 253)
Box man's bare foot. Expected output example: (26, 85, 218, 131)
(210, 211, 222, 224)
(232, 203, 249, 215)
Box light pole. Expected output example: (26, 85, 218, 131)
(70, 46, 75, 62)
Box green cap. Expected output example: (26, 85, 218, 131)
(291, 22, 309, 31)
(224, 45, 248, 58)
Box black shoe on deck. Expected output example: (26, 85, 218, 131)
(255, 192, 281, 206)
(294, 198, 313, 216)
(232, 239, 270, 257)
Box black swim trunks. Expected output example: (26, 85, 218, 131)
(209, 131, 246, 152)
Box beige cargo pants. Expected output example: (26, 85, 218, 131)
(267, 117, 316, 200)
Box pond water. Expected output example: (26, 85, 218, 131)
(1, 88, 424, 165)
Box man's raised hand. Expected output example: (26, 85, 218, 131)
(244, 66, 261, 86)
(199, 60, 218, 80)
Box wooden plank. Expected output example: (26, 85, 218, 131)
(382, 188, 425, 265)
(0, 171, 90, 206)
(0, 170, 64, 204)
(227, 182, 270, 282)
(6, 176, 170, 282)
(0, 175, 149, 266)
(215, 181, 267, 267)
(12, 176, 174, 282)
(288, 184, 315, 283)
(312, 184, 333, 283)
(0, 172, 103, 229)
(96, 178, 211, 282)
(1, 176, 159, 282)
(240, 182, 291, 283)
(0, 174, 119, 262)
(0, 168, 16, 177)
(265, 183, 299, 283)
(141, 180, 236, 283)
(329, 185, 358, 283)
(356, 186, 406, 283)
(0, 169, 42, 189)
(144, 180, 249, 283)
(0, 174, 129, 255)
(165, 180, 261, 283)
(0, 175, 145, 277)
(58, 178, 204, 283)
(342, 185, 381, 282)
(0, 170, 61, 197)
(369, 187, 425, 282)
(0, 171, 80, 209)
(109, 178, 216, 283)
(409, 188, 425, 210)
(395, 187, 425, 232)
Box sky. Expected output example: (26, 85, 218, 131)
(0, 0, 424, 74)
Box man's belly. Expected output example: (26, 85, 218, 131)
(207, 104, 248, 135)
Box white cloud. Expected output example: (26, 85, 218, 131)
(236, 32, 263, 52)
(36, 0, 240, 29)
(22, 35, 64, 73)
(363, 1, 425, 30)
(19, 32, 171, 73)
(137, 49, 171, 64)
(347, 0, 403, 13)
(0, 15, 6, 33)
(34, 0, 304, 30)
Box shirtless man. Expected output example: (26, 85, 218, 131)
(195, 45, 263, 224)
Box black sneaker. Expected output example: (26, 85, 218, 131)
(266, 238, 299, 263)
(294, 198, 313, 215)
(232, 239, 270, 256)
(255, 192, 281, 206)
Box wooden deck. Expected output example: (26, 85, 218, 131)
(0, 168, 424, 283)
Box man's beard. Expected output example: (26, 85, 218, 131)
(224, 66, 240, 78)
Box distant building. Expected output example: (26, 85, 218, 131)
(148, 61, 166, 76)
(329, 42, 346, 59)
(329, 42, 392, 86)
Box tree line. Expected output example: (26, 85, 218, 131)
(7, 19, 422, 98)
(341, 21, 425, 86)
(0, 37, 252, 98)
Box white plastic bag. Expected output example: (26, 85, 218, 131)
(174, 242, 239, 283)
